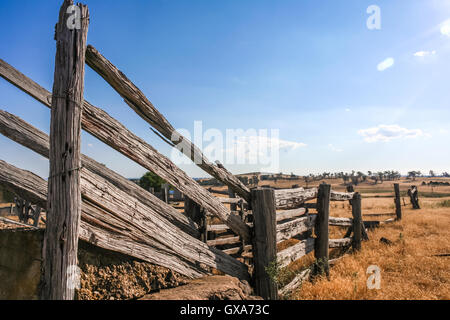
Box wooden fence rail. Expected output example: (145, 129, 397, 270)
(274, 187, 354, 210)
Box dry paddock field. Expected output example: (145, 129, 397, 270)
(212, 177, 450, 300)
(273, 178, 450, 300)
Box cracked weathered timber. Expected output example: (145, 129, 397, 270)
(0, 60, 250, 241)
(277, 238, 315, 268)
(328, 237, 352, 248)
(251, 188, 278, 300)
(328, 216, 353, 227)
(84, 45, 252, 204)
(274, 188, 317, 210)
(276, 207, 307, 222)
(274, 187, 355, 210)
(276, 214, 315, 243)
(42, 0, 88, 300)
(0, 109, 199, 238)
(0, 160, 249, 281)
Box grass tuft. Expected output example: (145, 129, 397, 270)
(438, 200, 450, 207)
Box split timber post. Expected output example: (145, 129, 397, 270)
(394, 183, 402, 220)
(351, 192, 362, 251)
(408, 186, 420, 209)
(313, 183, 330, 278)
(346, 185, 368, 241)
(251, 188, 277, 300)
(201, 213, 208, 243)
(42, 0, 89, 300)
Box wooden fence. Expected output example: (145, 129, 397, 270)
(198, 182, 416, 299)
(0, 0, 420, 300)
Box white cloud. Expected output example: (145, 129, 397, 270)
(358, 124, 428, 143)
(377, 57, 395, 71)
(439, 128, 448, 134)
(441, 19, 450, 36)
(328, 144, 343, 152)
(345, 108, 351, 112)
(413, 50, 436, 57)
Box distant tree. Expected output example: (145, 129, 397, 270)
(429, 170, 435, 177)
(407, 171, 421, 181)
(407, 171, 414, 180)
(377, 172, 384, 183)
(392, 171, 401, 180)
(304, 176, 309, 187)
(443, 172, 450, 178)
(253, 175, 259, 186)
(372, 176, 379, 184)
(139, 171, 167, 192)
(342, 174, 349, 184)
(356, 171, 365, 183)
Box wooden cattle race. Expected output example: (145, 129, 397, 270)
(0, 0, 418, 300)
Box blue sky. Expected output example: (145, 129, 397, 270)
(1, 0, 449, 179)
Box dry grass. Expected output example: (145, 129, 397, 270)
(288, 195, 450, 300)
(206, 177, 450, 299)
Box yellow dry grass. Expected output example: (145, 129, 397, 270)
(205, 177, 450, 299)
(288, 190, 450, 300)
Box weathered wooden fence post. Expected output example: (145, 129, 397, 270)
(351, 192, 362, 251)
(184, 197, 202, 225)
(200, 212, 208, 243)
(314, 183, 330, 277)
(251, 188, 277, 300)
(394, 183, 402, 220)
(228, 186, 237, 211)
(408, 185, 420, 209)
(184, 197, 206, 241)
(42, 0, 89, 300)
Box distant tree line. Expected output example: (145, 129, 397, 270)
(156, 168, 450, 189)
(304, 170, 401, 186)
(304, 170, 450, 185)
